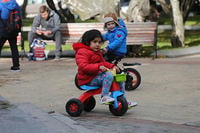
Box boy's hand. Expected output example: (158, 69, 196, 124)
(99, 65, 108, 72)
(102, 48, 108, 54)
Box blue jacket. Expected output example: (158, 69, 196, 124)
(0, 0, 21, 36)
(103, 18, 128, 56)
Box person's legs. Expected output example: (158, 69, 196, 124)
(28, 30, 62, 58)
(104, 52, 116, 63)
(0, 37, 7, 56)
(87, 72, 114, 104)
(28, 31, 38, 52)
(8, 36, 20, 69)
(87, 72, 114, 95)
(53, 31, 62, 58)
(119, 82, 125, 93)
(101, 72, 114, 96)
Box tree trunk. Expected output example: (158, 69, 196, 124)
(170, 0, 185, 47)
(127, 0, 150, 22)
(20, 0, 28, 19)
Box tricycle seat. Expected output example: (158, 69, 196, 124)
(79, 85, 99, 90)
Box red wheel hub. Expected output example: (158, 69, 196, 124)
(69, 103, 78, 112)
(116, 102, 123, 111)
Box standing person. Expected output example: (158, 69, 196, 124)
(73, 29, 136, 107)
(28, 5, 62, 60)
(103, 13, 128, 63)
(0, 0, 22, 71)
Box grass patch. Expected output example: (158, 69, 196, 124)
(185, 31, 200, 46)
(157, 30, 200, 48)
(128, 30, 200, 57)
(185, 15, 200, 26)
(45, 43, 73, 51)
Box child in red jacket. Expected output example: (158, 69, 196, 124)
(73, 29, 137, 106)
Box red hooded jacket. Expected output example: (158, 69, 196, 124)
(73, 42, 115, 86)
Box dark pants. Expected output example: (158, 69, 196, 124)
(28, 31, 62, 57)
(104, 52, 124, 63)
(0, 36, 20, 67)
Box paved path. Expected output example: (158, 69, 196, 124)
(0, 56, 200, 132)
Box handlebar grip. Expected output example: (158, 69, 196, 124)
(123, 62, 141, 66)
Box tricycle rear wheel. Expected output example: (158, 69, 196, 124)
(83, 96, 96, 112)
(125, 68, 141, 91)
(65, 98, 83, 117)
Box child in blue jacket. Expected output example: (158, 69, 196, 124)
(103, 13, 128, 62)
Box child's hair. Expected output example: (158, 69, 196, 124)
(81, 29, 103, 46)
(104, 13, 120, 29)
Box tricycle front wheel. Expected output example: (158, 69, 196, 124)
(109, 96, 128, 116)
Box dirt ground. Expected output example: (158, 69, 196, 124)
(0, 56, 200, 125)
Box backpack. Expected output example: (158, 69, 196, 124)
(29, 38, 46, 61)
(6, 9, 22, 34)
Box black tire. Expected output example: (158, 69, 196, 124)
(125, 68, 141, 91)
(83, 96, 96, 112)
(109, 96, 128, 116)
(65, 98, 83, 117)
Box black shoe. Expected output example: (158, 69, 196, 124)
(10, 66, 20, 72)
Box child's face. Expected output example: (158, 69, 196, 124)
(106, 21, 116, 30)
(90, 37, 102, 52)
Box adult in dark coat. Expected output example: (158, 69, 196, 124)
(0, 0, 21, 71)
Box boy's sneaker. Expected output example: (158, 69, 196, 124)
(100, 96, 115, 104)
(10, 66, 20, 72)
(128, 101, 137, 108)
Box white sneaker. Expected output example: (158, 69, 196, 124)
(100, 96, 115, 104)
(128, 101, 137, 108)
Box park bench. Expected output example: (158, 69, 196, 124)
(5, 22, 158, 58)
(60, 22, 158, 58)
